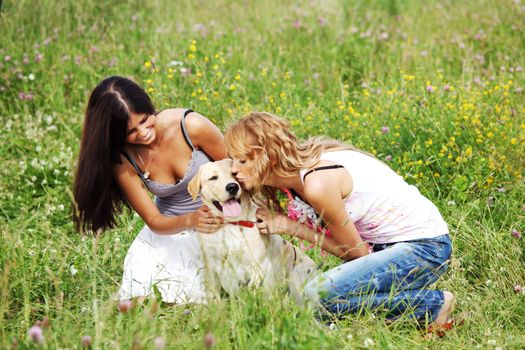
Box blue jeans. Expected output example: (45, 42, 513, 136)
(304, 234, 452, 322)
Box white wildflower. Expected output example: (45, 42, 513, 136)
(70, 265, 78, 276)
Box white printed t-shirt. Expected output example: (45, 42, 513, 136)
(300, 150, 449, 244)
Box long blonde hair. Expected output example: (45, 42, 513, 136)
(225, 112, 360, 195)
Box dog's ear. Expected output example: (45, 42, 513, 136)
(188, 167, 203, 201)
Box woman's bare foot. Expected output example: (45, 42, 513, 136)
(426, 291, 456, 337)
(434, 291, 455, 325)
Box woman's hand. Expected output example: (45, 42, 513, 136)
(193, 205, 224, 233)
(255, 208, 289, 235)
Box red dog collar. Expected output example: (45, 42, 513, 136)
(228, 220, 256, 228)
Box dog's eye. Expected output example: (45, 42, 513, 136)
(209, 176, 218, 181)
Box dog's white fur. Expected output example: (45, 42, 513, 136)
(188, 159, 317, 300)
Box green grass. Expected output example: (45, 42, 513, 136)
(1, 0, 524, 348)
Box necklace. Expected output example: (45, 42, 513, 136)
(135, 117, 164, 180)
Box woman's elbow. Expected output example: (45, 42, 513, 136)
(143, 215, 169, 235)
(341, 245, 369, 261)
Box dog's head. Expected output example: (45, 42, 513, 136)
(188, 159, 252, 219)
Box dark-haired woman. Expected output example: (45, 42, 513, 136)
(74, 76, 227, 303)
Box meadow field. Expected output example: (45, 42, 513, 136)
(1, 0, 524, 348)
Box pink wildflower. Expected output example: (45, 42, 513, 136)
(204, 332, 216, 349)
(385, 155, 392, 161)
(107, 57, 117, 67)
(4, 55, 11, 62)
(514, 285, 523, 294)
(378, 32, 389, 41)
(28, 325, 44, 343)
(512, 230, 521, 239)
(293, 20, 302, 29)
(35, 53, 43, 62)
(154, 336, 166, 350)
(318, 17, 327, 26)
(381, 126, 389, 134)
(118, 300, 133, 313)
(81, 335, 92, 348)
(426, 85, 434, 93)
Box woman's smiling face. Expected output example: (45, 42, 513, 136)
(126, 112, 157, 145)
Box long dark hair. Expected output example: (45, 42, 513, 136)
(73, 76, 155, 233)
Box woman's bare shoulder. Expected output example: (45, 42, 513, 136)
(112, 154, 136, 177)
(156, 108, 186, 127)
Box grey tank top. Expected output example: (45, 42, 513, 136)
(122, 109, 211, 216)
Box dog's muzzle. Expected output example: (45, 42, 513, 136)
(211, 182, 242, 217)
(225, 182, 239, 196)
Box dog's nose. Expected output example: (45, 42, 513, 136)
(225, 182, 239, 196)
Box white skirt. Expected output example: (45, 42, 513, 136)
(118, 225, 206, 304)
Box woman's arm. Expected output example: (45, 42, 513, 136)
(302, 172, 369, 260)
(112, 112, 227, 235)
(256, 172, 369, 260)
(256, 207, 356, 259)
(184, 111, 228, 161)
(113, 161, 220, 234)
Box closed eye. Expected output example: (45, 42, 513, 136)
(127, 115, 149, 135)
(209, 176, 218, 181)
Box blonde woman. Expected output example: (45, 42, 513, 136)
(225, 112, 456, 332)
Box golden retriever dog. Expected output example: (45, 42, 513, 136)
(188, 159, 317, 301)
